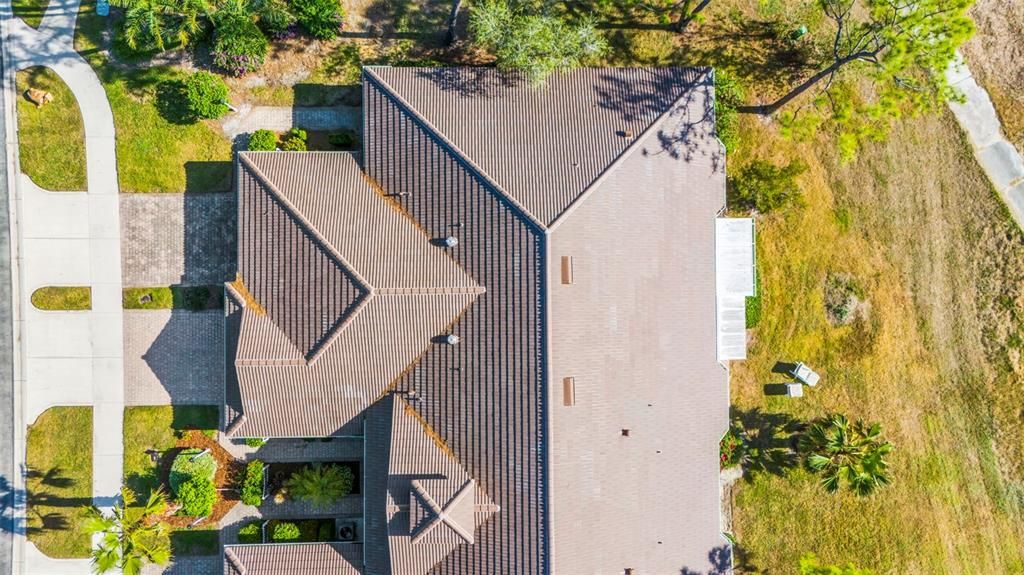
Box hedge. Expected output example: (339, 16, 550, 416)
(241, 460, 264, 506)
(169, 448, 217, 494)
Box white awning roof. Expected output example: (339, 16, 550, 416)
(716, 218, 756, 361)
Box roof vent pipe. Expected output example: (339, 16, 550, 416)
(446, 334, 461, 345)
(444, 236, 459, 248)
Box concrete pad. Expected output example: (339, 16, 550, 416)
(89, 313, 125, 358)
(977, 141, 1024, 192)
(88, 237, 123, 285)
(23, 543, 91, 575)
(91, 357, 123, 402)
(20, 188, 90, 237)
(25, 313, 93, 357)
(21, 238, 91, 285)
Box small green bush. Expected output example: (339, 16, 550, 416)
(292, 0, 344, 39)
(254, 0, 295, 35)
(213, 14, 269, 76)
(248, 129, 278, 151)
(177, 477, 217, 517)
(241, 460, 264, 506)
(328, 130, 358, 149)
(169, 449, 218, 493)
(183, 71, 229, 120)
(280, 127, 308, 152)
(271, 521, 301, 542)
(728, 159, 807, 214)
(238, 521, 262, 544)
(317, 521, 333, 542)
(244, 437, 267, 447)
(714, 71, 745, 154)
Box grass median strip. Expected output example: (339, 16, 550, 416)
(11, 0, 48, 29)
(31, 286, 91, 310)
(15, 67, 87, 191)
(26, 406, 93, 558)
(123, 286, 224, 310)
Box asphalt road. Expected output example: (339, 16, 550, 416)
(0, 45, 15, 575)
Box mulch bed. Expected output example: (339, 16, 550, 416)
(154, 430, 244, 527)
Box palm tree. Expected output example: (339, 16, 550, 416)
(83, 488, 171, 575)
(112, 0, 211, 52)
(798, 414, 893, 496)
(283, 464, 354, 508)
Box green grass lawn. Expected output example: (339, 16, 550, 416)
(123, 406, 219, 500)
(74, 2, 232, 193)
(170, 529, 220, 556)
(25, 406, 93, 558)
(15, 67, 86, 191)
(11, 0, 47, 28)
(123, 286, 225, 311)
(30, 286, 91, 310)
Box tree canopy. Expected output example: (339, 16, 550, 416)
(83, 488, 171, 575)
(757, 0, 975, 157)
(469, 1, 608, 85)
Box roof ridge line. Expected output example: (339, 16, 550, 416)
(375, 286, 487, 296)
(546, 68, 715, 234)
(240, 153, 375, 365)
(364, 68, 548, 232)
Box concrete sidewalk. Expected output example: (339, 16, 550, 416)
(947, 53, 1024, 227)
(0, 0, 125, 572)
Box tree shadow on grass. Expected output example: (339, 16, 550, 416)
(155, 80, 198, 125)
(731, 407, 805, 481)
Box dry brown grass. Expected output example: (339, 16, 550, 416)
(729, 106, 1024, 572)
(962, 0, 1024, 150)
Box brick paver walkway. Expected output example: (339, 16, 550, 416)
(123, 310, 224, 406)
(220, 105, 360, 141)
(121, 193, 236, 287)
(142, 557, 220, 575)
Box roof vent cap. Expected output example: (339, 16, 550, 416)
(446, 334, 461, 345)
(444, 236, 459, 248)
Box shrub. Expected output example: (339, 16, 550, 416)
(237, 521, 262, 544)
(728, 159, 807, 214)
(720, 428, 746, 469)
(183, 71, 229, 120)
(176, 477, 217, 517)
(280, 127, 308, 151)
(244, 437, 267, 447)
(212, 14, 269, 76)
(317, 521, 333, 542)
(292, 0, 344, 39)
(169, 449, 218, 493)
(271, 521, 301, 542)
(253, 0, 295, 35)
(714, 71, 744, 154)
(241, 460, 264, 506)
(248, 129, 278, 151)
(328, 130, 358, 149)
(284, 463, 354, 508)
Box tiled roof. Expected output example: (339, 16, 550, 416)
(363, 76, 546, 574)
(546, 72, 731, 573)
(223, 543, 363, 575)
(364, 66, 712, 226)
(364, 395, 498, 574)
(226, 67, 729, 575)
(231, 152, 484, 437)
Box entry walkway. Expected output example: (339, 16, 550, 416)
(0, 0, 124, 572)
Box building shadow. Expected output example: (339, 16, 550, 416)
(184, 160, 233, 195)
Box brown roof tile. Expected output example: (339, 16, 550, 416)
(223, 543, 363, 575)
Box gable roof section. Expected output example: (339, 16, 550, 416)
(231, 153, 484, 437)
(364, 66, 713, 226)
(364, 395, 498, 575)
(223, 543, 363, 575)
(238, 154, 369, 361)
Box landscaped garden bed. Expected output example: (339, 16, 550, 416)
(123, 406, 243, 531)
(15, 67, 86, 191)
(25, 406, 93, 558)
(237, 518, 340, 544)
(267, 460, 360, 500)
